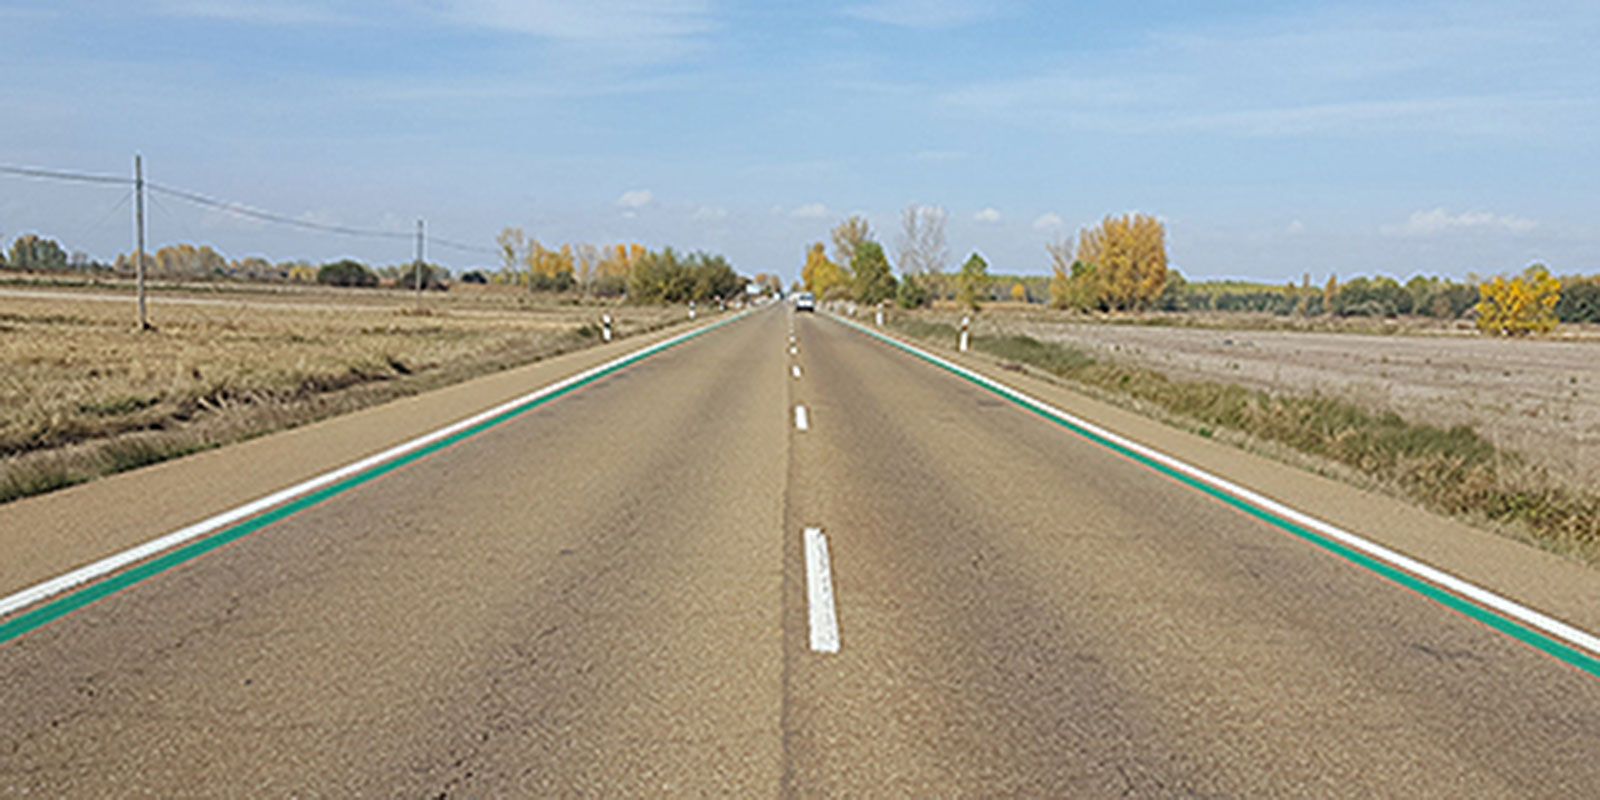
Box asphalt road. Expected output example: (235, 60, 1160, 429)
(3, 305, 1600, 796)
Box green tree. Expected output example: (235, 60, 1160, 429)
(896, 273, 931, 309)
(851, 241, 897, 304)
(6, 234, 69, 272)
(397, 262, 448, 291)
(956, 251, 989, 311)
(317, 259, 378, 287)
(831, 215, 872, 271)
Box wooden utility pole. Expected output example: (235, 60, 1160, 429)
(134, 154, 149, 330)
(414, 218, 424, 297)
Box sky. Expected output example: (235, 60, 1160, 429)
(2, 0, 1598, 282)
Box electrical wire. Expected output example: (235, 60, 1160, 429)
(0, 164, 133, 186)
(4, 162, 498, 259)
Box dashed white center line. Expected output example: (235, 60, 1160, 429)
(793, 404, 810, 431)
(792, 365, 802, 379)
(789, 345, 798, 356)
(804, 527, 840, 653)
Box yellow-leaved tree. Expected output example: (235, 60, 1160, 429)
(802, 242, 850, 298)
(1476, 264, 1562, 336)
(1010, 282, 1028, 303)
(1076, 213, 1168, 311)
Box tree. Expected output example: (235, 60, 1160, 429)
(956, 251, 989, 311)
(7, 234, 69, 272)
(317, 259, 378, 287)
(1557, 276, 1600, 324)
(802, 242, 850, 298)
(574, 244, 601, 292)
(851, 241, 897, 304)
(496, 227, 527, 278)
(1010, 282, 1028, 303)
(1047, 235, 1078, 310)
(1323, 274, 1338, 316)
(896, 275, 931, 309)
(831, 216, 872, 272)
(1076, 213, 1167, 311)
(897, 205, 949, 283)
(397, 262, 448, 291)
(1477, 264, 1562, 336)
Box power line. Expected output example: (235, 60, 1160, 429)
(0, 164, 132, 186)
(3, 160, 499, 259)
(146, 181, 414, 242)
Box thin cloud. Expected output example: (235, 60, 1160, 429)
(692, 205, 729, 221)
(1382, 208, 1537, 236)
(617, 189, 654, 209)
(790, 203, 830, 219)
(1032, 212, 1064, 231)
(974, 207, 1002, 223)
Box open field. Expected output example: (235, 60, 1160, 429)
(881, 307, 1598, 556)
(0, 282, 686, 503)
(929, 308, 1598, 485)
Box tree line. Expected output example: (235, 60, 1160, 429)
(0, 231, 747, 305)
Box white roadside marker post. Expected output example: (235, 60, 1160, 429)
(875, 301, 885, 327)
(959, 315, 971, 352)
(601, 312, 613, 342)
(689, 300, 697, 320)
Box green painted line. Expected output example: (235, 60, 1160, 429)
(0, 313, 748, 646)
(837, 316, 1600, 678)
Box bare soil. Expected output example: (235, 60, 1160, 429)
(961, 312, 1599, 490)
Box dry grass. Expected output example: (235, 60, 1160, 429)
(885, 313, 1600, 559)
(0, 284, 683, 504)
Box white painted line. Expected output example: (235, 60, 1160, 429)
(792, 365, 802, 380)
(804, 527, 840, 653)
(0, 312, 749, 621)
(838, 316, 1600, 660)
(794, 404, 810, 431)
(789, 345, 798, 356)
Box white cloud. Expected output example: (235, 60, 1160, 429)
(844, 0, 1002, 30)
(1382, 208, 1537, 237)
(790, 203, 830, 219)
(974, 207, 1002, 223)
(617, 189, 654, 210)
(1032, 212, 1064, 231)
(692, 205, 728, 221)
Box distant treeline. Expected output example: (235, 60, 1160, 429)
(0, 232, 748, 305)
(970, 270, 1600, 325)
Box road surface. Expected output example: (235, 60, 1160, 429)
(3, 305, 1600, 796)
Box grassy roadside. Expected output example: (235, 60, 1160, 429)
(0, 294, 690, 505)
(887, 316, 1600, 557)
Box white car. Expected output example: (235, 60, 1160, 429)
(794, 292, 816, 312)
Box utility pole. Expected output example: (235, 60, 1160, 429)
(414, 218, 425, 298)
(134, 154, 149, 330)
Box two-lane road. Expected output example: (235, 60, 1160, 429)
(3, 305, 1600, 795)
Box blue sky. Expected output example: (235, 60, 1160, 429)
(2, 0, 1597, 281)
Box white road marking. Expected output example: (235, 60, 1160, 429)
(804, 527, 840, 653)
(0, 312, 749, 621)
(794, 404, 810, 431)
(839, 316, 1600, 660)
(792, 365, 802, 380)
(789, 345, 798, 356)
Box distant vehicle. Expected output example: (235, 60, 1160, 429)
(794, 292, 816, 312)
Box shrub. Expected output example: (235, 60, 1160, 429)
(317, 259, 378, 288)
